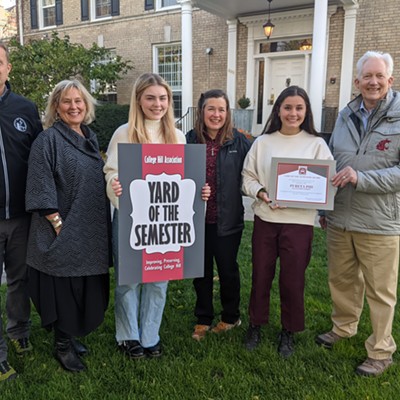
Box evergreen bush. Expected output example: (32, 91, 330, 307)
(91, 103, 130, 151)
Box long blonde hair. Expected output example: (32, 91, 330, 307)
(127, 73, 177, 144)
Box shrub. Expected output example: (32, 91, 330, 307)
(237, 95, 251, 109)
(91, 103, 130, 151)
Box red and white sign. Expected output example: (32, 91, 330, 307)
(118, 143, 206, 284)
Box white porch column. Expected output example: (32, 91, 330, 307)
(309, 0, 328, 131)
(178, 0, 193, 115)
(226, 19, 238, 108)
(17, 0, 24, 45)
(245, 26, 255, 106)
(338, 4, 359, 110)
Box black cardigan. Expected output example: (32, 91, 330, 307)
(186, 128, 251, 236)
(26, 121, 111, 277)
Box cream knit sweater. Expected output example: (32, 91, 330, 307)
(104, 119, 185, 208)
(242, 130, 334, 226)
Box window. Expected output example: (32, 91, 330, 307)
(161, 0, 177, 7)
(91, 50, 118, 103)
(81, 0, 119, 21)
(93, 0, 111, 19)
(144, 0, 178, 12)
(259, 38, 313, 53)
(31, 0, 62, 29)
(41, 0, 55, 27)
(154, 44, 182, 118)
(157, 0, 178, 10)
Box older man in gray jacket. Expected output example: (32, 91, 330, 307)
(316, 51, 400, 377)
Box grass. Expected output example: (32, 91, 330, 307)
(1, 222, 400, 399)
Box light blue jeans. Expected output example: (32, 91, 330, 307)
(113, 210, 168, 348)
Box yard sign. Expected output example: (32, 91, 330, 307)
(117, 143, 205, 284)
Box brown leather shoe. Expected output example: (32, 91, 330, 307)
(356, 357, 393, 377)
(315, 330, 343, 349)
(192, 324, 210, 341)
(211, 319, 241, 333)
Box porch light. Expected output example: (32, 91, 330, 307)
(300, 39, 312, 51)
(263, 0, 275, 39)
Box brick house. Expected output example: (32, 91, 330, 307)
(17, 0, 400, 133)
(0, 3, 17, 40)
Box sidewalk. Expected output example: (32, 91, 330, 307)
(243, 196, 254, 221)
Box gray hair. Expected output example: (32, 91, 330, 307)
(44, 79, 97, 128)
(356, 51, 393, 79)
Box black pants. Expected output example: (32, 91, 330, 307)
(0, 215, 31, 362)
(193, 224, 242, 325)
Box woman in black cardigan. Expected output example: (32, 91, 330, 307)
(25, 80, 111, 372)
(186, 89, 251, 341)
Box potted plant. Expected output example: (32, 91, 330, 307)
(233, 95, 253, 134)
(237, 95, 251, 109)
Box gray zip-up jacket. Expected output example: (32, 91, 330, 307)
(327, 89, 400, 234)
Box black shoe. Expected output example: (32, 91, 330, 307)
(144, 341, 162, 358)
(278, 329, 294, 358)
(72, 338, 88, 356)
(118, 340, 145, 359)
(10, 337, 33, 356)
(54, 336, 86, 372)
(0, 360, 17, 382)
(244, 325, 261, 351)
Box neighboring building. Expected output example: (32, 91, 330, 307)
(0, 4, 17, 39)
(18, 1, 400, 133)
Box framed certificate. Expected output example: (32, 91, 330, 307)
(269, 157, 337, 210)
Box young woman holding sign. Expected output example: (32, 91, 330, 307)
(186, 89, 251, 341)
(104, 73, 190, 359)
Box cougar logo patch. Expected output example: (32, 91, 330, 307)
(14, 117, 27, 132)
(376, 139, 391, 151)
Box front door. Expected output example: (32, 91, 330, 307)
(254, 55, 309, 135)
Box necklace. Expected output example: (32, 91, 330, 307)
(210, 143, 219, 156)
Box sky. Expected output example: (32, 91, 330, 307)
(1, 0, 16, 8)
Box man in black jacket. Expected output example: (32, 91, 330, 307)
(0, 42, 43, 382)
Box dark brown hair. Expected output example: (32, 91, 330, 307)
(262, 86, 319, 137)
(194, 89, 233, 144)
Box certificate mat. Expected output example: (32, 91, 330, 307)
(269, 158, 336, 210)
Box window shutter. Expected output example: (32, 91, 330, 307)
(81, 0, 89, 21)
(145, 0, 154, 11)
(55, 0, 63, 25)
(30, 0, 38, 29)
(111, 0, 120, 16)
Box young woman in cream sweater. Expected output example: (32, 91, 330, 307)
(242, 86, 333, 357)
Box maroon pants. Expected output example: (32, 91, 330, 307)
(249, 216, 313, 332)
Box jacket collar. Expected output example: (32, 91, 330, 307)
(346, 89, 400, 118)
(53, 121, 101, 160)
(0, 81, 11, 103)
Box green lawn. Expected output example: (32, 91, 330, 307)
(1, 222, 399, 399)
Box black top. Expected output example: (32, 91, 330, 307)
(186, 128, 252, 236)
(0, 81, 43, 220)
(26, 121, 112, 277)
